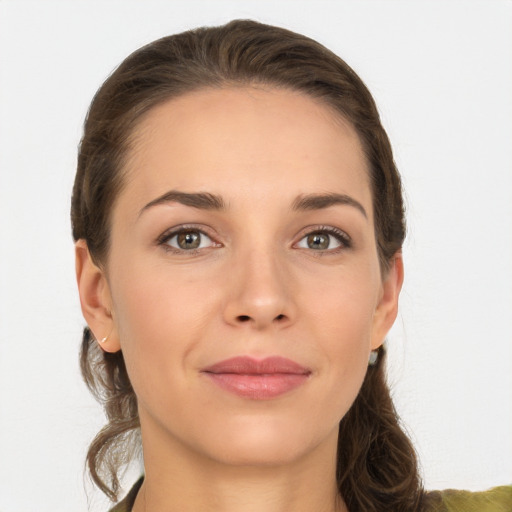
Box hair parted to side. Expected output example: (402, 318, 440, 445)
(72, 19, 436, 511)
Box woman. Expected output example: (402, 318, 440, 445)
(72, 20, 511, 512)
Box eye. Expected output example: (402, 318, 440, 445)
(159, 228, 217, 252)
(295, 228, 351, 252)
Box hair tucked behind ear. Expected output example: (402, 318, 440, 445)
(72, 19, 434, 510)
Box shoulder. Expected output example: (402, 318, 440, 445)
(426, 485, 512, 512)
(108, 477, 144, 512)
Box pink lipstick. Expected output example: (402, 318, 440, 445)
(201, 356, 311, 400)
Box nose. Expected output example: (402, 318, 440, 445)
(222, 248, 296, 330)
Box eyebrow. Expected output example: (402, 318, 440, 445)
(292, 193, 367, 218)
(139, 190, 367, 219)
(139, 190, 226, 217)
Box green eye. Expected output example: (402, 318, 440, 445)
(177, 231, 201, 249)
(296, 228, 350, 251)
(306, 233, 331, 250)
(165, 229, 214, 251)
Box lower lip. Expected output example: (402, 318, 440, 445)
(203, 373, 309, 400)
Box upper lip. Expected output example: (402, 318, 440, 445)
(202, 356, 311, 375)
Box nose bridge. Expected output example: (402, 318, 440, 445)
(224, 238, 294, 328)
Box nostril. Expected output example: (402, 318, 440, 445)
(235, 314, 286, 323)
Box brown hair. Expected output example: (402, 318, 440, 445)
(72, 19, 430, 511)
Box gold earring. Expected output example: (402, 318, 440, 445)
(99, 327, 113, 344)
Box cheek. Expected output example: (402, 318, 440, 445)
(112, 253, 214, 332)
(302, 266, 379, 412)
(305, 263, 379, 352)
(108, 258, 218, 397)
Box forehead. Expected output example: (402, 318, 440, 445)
(121, 86, 372, 215)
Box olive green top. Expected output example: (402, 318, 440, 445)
(109, 478, 512, 512)
(435, 486, 512, 512)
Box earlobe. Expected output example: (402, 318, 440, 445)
(371, 252, 404, 350)
(75, 240, 121, 353)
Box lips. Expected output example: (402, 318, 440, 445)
(201, 356, 311, 400)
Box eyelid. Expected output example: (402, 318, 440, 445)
(155, 223, 351, 254)
(156, 224, 222, 252)
(293, 225, 352, 251)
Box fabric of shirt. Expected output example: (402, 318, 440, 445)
(108, 478, 512, 512)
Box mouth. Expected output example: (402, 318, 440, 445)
(201, 356, 311, 400)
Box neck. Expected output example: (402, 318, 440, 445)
(132, 416, 347, 512)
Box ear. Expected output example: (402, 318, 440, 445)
(371, 252, 404, 350)
(75, 240, 120, 353)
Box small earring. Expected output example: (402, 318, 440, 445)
(99, 328, 113, 344)
(368, 350, 378, 366)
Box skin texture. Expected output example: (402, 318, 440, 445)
(76, 86, 403, 512)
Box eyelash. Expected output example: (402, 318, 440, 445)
(156, 225, 220, 254)
(295, 226, 352, 254)
(156, 225, 352, 254)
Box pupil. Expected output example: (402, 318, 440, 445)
(178, 231, 200, 249)
(308, 233, 329, 250)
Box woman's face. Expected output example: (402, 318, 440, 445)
(84, 87, 401, 467)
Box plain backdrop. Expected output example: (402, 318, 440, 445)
(0, 1, 511, 511)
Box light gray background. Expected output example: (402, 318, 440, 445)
(0, 1, 511, 511)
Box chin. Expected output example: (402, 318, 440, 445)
(192, 414, 337, 468)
